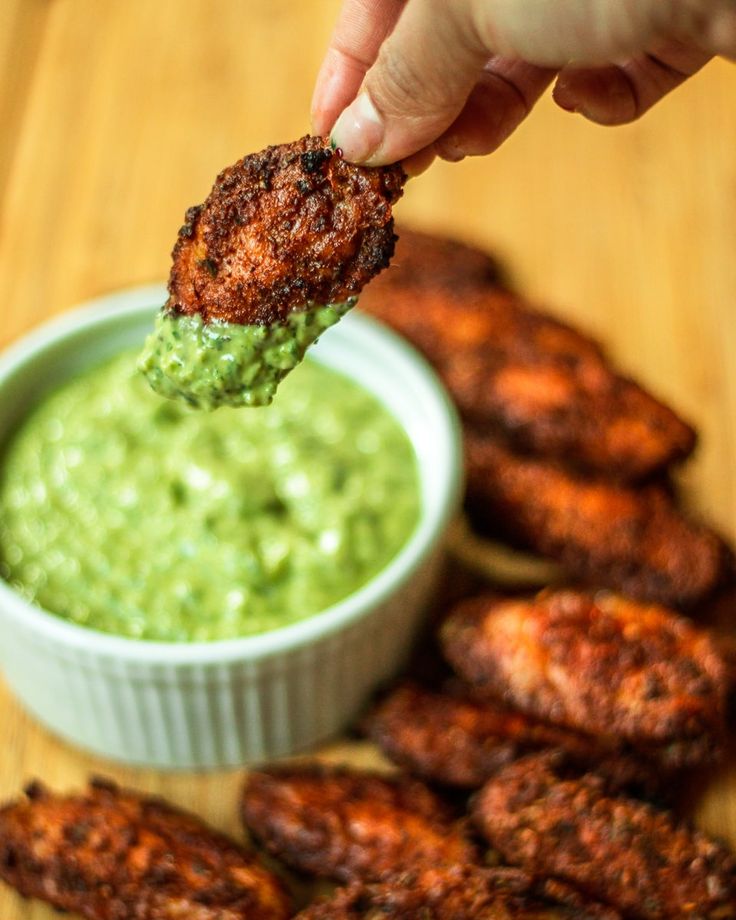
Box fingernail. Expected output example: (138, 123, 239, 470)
(311, 65, 341, 136)
(552, 80, 576, 112)
(434, 137, 466, 163)
(330, 92, 384, 164)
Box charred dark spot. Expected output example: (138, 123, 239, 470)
(353, 892, 374, 911)
(300, 148, 332, 174)
(296, 179, 311, 194)
(61, 869, 91, 893)
(24, 781, 45, 800)
(64, 822, 92, 845)
(90, 776, 118, 792)
(642, 674, 665, 700)
(1, 846, 16, 869)
(179, 205, 203, 238)
(146, 864, 179, 885)
(197, 258, 218, 278)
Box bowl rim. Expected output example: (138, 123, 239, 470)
(0, 285, 463, 665)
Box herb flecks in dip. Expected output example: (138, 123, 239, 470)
(0, 352, 419, 642)
(138, 300, 354, 410)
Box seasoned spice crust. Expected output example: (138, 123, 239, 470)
(241, 763, 477, 883)
(366, 682, 667, 792)
(0, 777, 291, 920)
(441, 589, 730, 758)
(464, 433, 732, 607)
(473, 753, 736, 919)
(295, 864, 621, 919)
(168, 135, 405, 325)
(359, 258, 696, 483)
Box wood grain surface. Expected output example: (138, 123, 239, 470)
(0, 2, 735, 916)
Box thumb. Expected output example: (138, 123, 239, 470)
(330, 0, 488, 165)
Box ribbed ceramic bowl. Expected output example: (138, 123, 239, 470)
(0, 285, 462, 768)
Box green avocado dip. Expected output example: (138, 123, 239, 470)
(0, 351, 420, 642)
(138, 301, 354, 410)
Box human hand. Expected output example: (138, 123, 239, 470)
(311, 0, 736, 171)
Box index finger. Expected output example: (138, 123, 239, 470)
(311, 0, 406, 135)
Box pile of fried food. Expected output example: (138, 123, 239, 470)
(1, 587, 735, 917)
(1, 228, 735, 918)
(360, 228, 733, 609)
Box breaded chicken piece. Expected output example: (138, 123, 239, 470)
(168, 135, 405, 325)
(0, 777, 291, 920)
(241, 764, 476, 883)
(441, 590, 729, 763)
(366, 682, 664, 791)
(359, 281, 695, 481)
(464, 433, 731, 607)
(473, 753, 736, 919)
(295, 865, 621, 919)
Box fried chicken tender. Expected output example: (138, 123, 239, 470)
(0, 777, 291, 920)
(168, 135, 405, 325)
(473, 753, 736, 918)
(441, 590, 729, 764)
(366, 682, 664, 791)
(359, 276, 695, 481)
(464, 433, 731, 607)
(241, 764, 476, 883)
(295, 865, 621, 919)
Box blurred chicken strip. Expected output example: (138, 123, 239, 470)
(0, 777, 291, 920)
(473, 753, 736, 919)
(464, 434, 731, 607)
(441, 589, 730, 756)
(360, 263, 695, 480)
(241, 764, 475, 883)
(295, 864, 621, 919)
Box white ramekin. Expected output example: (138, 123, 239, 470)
(0, 285, 462, 768)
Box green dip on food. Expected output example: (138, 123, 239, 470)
(138, 301, 354, 410)
(0, 351, 420, 642)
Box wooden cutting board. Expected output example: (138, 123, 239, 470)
(1, 2, 734, 916)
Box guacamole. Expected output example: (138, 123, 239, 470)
(138, 301, 354, 410)
(0, 351, 419, 641)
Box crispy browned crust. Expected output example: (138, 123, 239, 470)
(472, 753, 736, 918)
(441, 590, 729, 762)
(366, 682, 664, 791)
(0, 777, 291, 920)
(168, 135, 405, 324)
(359, 278, 696, 481)
(241, 764, 476, 883)
(294, 865, 620, 919)
(464, 433, 732, 607)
